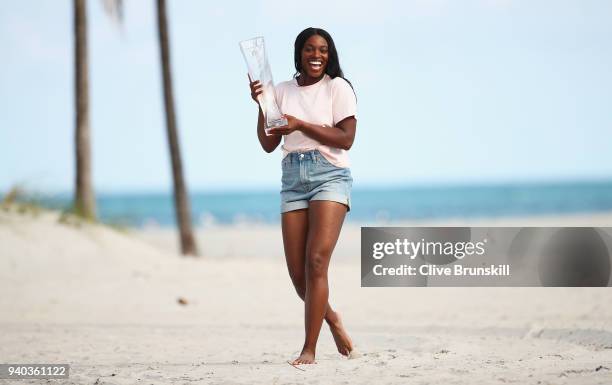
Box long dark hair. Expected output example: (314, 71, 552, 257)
(293, 27, 354, 92)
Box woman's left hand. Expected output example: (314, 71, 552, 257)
(267, 114, 302, 136)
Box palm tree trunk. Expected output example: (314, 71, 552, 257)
(156, 0, 198, 256)
(74, 0, 96, 220)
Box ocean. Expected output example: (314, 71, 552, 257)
(35, 180, 612, 228)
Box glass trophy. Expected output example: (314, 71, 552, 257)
(239, 36, 288, 135)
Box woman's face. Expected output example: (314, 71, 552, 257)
(300, 34, 329, 79)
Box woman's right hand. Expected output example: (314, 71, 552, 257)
(248, 74, 263, 104)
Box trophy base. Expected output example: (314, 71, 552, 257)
(264, 117, 288, 136)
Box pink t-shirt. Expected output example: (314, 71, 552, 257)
(274, 74, 357, 168)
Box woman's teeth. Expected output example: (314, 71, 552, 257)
(309, 60, 322, 70)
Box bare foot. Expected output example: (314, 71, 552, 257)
(291, 348, 316, 365)
(327, 312, 354, 357)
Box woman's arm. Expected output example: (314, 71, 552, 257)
(268, 115, 357, 151)
(300, 117, 356, 151)
(256, 106, 282, 153)
(249, 76, 281, 153)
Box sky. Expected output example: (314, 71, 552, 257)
(1, 0, 611, 193)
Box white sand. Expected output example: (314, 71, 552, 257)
(1, 207, 612, 384)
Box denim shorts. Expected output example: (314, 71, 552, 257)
(280, 149, 353, 213)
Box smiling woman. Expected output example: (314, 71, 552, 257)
(247, 27, 358, 365)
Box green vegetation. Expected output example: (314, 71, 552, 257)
(1, 186, 128, 233)
(1, 186, 44, 217)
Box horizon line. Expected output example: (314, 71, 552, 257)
(4, 176, 612, 197)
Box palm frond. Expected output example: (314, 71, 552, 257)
(102, 0, 123, 27)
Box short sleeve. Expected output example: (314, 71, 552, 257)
(331, 77, 357, 125)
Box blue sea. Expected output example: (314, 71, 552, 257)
(36, 180, 612, 228)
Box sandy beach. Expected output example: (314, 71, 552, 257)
(1, 207, 612, 384)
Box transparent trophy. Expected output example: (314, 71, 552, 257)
(239, 36, 287, 135)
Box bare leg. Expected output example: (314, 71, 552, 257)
(291, 201, 349, 365)
(281, 209, 354, 361)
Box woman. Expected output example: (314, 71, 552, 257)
(248, 27, 357, 365)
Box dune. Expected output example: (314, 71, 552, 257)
(1, 207, 611, 384)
